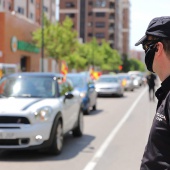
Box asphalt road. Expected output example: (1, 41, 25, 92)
(0, 85, 158, 170)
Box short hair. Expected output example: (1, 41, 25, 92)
(147, 35, 170, 57)
(161, 39, 170, 57)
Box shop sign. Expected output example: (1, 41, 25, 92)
(11, 37, 40, 53)
(11, 36, 18, 52)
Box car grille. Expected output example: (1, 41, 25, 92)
(0, 138, 30, 145)
(0, 116, 30, 124)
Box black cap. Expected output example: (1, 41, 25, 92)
(135, 16, 170, 46)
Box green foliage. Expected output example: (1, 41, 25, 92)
(100, 41, 122, 71)
(32, 16, 123, 72)
(32, 16, 79, 63)
(128, 58, 146, 72)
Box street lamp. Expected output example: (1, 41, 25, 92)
(41, 0, 44, 72)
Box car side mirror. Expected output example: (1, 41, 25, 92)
(65, 92, 74, 99)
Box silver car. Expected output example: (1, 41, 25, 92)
(117, 73, 135, 91)
(0, 72, 83, 155)
(95, 75, 124, 97)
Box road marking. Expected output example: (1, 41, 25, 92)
(83, 87, 148, 170)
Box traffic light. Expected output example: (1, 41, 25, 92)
(119, 65, 123, 71)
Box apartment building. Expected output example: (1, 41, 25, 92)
(0, 0, 57, 72)
(59, 0, 80, 36)
(122, 0, 130, 56)
(59, 0, 130, 56)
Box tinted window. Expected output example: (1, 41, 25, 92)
(97, 77, 118, 83)
(67, 76, 86, 88)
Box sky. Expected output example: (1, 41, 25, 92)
(56, 0, 170, 51)
(130, 0, 170, 51)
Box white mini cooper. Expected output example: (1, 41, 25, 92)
(0, 72, 83, 155)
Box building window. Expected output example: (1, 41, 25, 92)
(96, 12, 105, 17)
(87, 22, 93, 27)
(43, 6, 48, 12)
(95, 0, 106, 7)
(66, 13, 75, 18)
(30, 12, 34, 19)
(88, 33, 93, 37)
(89, 1, 93, 5)
(96, 22, 105, 28)
(88, 12, 93, 16)
(96, 33, 105, 38)
(66, 2, 75, 8)
(17, 7, 24, 14)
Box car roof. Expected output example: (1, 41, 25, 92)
(3, 72, 63, 78)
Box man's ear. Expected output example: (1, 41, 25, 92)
(156, 42, 163, 54)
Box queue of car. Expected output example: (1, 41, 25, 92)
(0, 70, 145, 155)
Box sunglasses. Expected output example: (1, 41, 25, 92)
(142, 40, 159, 52)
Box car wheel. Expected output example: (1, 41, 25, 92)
(72, 110, 84, 137)
(48, 120, 63, 155)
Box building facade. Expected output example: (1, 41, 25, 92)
(59, 0, 130, 56)
(0, 0, 57, 72)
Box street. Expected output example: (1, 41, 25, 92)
(0, 85, 157, 170)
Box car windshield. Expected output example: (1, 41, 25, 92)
(97, 77, 118, 83)
(67, 76, 86, 88)
(0, 76, 56, 98)
(118, 75, 130, 80)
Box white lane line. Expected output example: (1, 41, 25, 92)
(83, 87, 148, 170)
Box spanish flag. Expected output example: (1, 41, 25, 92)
(90, 68, 102, 80)
(60, 61, 68, 82)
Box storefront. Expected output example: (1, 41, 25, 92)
(0, 11, 57, 73)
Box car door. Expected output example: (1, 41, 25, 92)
(58, 80, 78, 133)
(88, 81, 96, 107)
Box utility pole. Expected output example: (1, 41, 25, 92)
(41, 0, 44, 72)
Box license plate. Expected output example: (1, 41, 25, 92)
(0, 132, 15, 139)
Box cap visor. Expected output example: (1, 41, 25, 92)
(135, 35, 147, 46)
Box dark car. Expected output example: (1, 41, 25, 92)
(67, 73, 97, 115)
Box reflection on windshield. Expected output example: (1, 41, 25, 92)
(97, 77, 118, 83)
(0, 76, 56, 98)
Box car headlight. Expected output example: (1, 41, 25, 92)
(34, 106, 52, 121)
(80, 92, 86, 98)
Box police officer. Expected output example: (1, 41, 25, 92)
(135, 16, 170, 170)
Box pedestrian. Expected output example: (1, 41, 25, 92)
(146, 72, 156, 101)
(135, 16, 170, 170)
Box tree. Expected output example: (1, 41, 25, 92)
(128, 58, 146, 72)
(100, 41, 122, 72)
(32, 16, 79, 71)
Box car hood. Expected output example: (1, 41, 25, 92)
(95, 82, 119, 88)
(0, 98, 57, 113)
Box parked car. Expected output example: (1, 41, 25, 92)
(0, 72, 83, 155)
(117, 73, 135, 91)
(67, 73, 97, 115)
(95, 74, 124, 97)
(128, 71, 144, 88)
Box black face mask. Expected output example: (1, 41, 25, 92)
(145, 45, 157, 73)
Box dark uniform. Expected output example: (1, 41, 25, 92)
(140, 76, 170, 170)
(146, 73, 157, 101)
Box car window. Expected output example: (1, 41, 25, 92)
(97, 77, 118, 83)
(0, 76, 57, 98)
(67, 75, 86, 88)
(58, 80, 73, 96)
